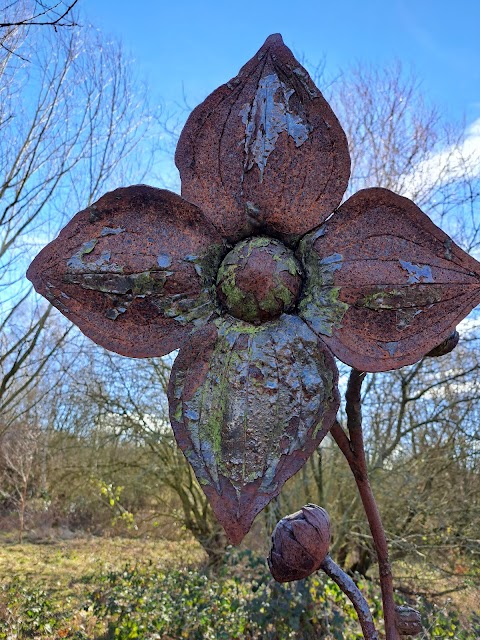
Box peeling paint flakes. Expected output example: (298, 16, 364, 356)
(44, 282, 70, 314)
(382, 341, 398, 357)
(100, 226, 125, 236)
(105, 307, 124, 320)
(399, 260, 434, 284)
(240, 73, 311, 182)
(67, 239, 123, 274)
(444, 238, 453, 261)
(157, 254, 172, 268)
(173, 316, 336, 504)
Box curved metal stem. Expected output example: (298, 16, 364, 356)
(320, 554, 379, 640)
(330, 369, 400, 640)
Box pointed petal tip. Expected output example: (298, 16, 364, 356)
(263, 33, 284, 47)
(25, 261, 34, 284)
(224, 525, 247, 546)
(218, 510, 252, 545)
(26, 244, 44, 284)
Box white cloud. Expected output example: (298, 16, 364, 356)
(403, 117, 480, 199)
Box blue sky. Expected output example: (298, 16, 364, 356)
(81, 0, 480, 125)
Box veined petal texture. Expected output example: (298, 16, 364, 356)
(168, 314, 339, 543)
(27, 186, 226, 357)
(298, 188, 480, 371)
(176, 34, 350, 241)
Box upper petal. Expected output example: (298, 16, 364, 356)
(297, 188, 480, 371)
(27, 185, 226, 357)
(176, 34, 350, 242)
(168, 314, 339, 544)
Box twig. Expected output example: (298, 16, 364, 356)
(330, 369, 400, 640)
(321, 554, 379, 640)
(0, 1, 79, 28)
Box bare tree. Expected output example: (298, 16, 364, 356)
(0, 415, 41, 542)
(328, 61, 480, 249)
(0, 18, 156, 434)
(70, 350, 229, 565)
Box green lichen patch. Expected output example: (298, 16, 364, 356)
(63, 236, 225, 328)
(356, 285, 442, 311)
(170, 314, 339, 515)
(185, 242, 227, 288)
(63, 270, 168, 296)
(297, 228, 349, 337)
(216, 236, 303, 323)
(152, 289, 218, 327)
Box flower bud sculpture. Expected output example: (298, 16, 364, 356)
(394, 606, 423, 636)
(27, 33, 479, 640)
(426, 330, 460, 357)
(268, 504, 330, 582)
(269, 505, 380, 640)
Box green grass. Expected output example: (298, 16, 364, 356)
(0, 536, 205, 639)
(0, 537, 478, 639)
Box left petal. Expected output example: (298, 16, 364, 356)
(168, 314, 339, 544)
(176, 34, 350, 241)
(27, 186, 226, 358)
(297, 188, 480, 371)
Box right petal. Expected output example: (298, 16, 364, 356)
(297, 188, 480, 371)
(27, 186, 226, 357)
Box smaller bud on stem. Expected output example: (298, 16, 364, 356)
(426, 330, 459, 358)
(394, 606, 423, 636)
(268, 504, 330, 582)
(269, 505, 380, 640)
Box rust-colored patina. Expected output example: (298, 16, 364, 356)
(268, 504, 331, 582)
(216, 237, 303, 323)
(27, 186, 226, 358)
(394, 606, 423, 636)
(175, 34, 350, 241)
(27, 34, 480, 548)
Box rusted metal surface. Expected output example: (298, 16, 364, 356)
(27, 186, 226, 357)
(268, 504, 331, 582)
(216, 237, 303, 323)
(298, 188, 480, 372)
(27, 32, 480, 559)
(394, 606, 423, 636)
(426, 330, 459, 357)
(168, 315, 339, 544)
(175, 34, 350, 242)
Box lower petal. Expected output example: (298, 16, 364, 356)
(168, 314, 339, 544)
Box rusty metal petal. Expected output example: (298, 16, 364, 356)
(297, 187, 480, 371)
(27, 186, 226, 358)
(176, 34, 350, 242)
(168, 314, 339, 544)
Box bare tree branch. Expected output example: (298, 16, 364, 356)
(0, 1, 79, 28)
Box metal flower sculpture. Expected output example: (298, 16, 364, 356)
(28, 34, 480, 638)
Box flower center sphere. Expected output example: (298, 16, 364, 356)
(216, 237, 303, 324)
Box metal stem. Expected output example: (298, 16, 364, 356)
(330, 369, 400, 640)
(320, 554, 379, 640)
